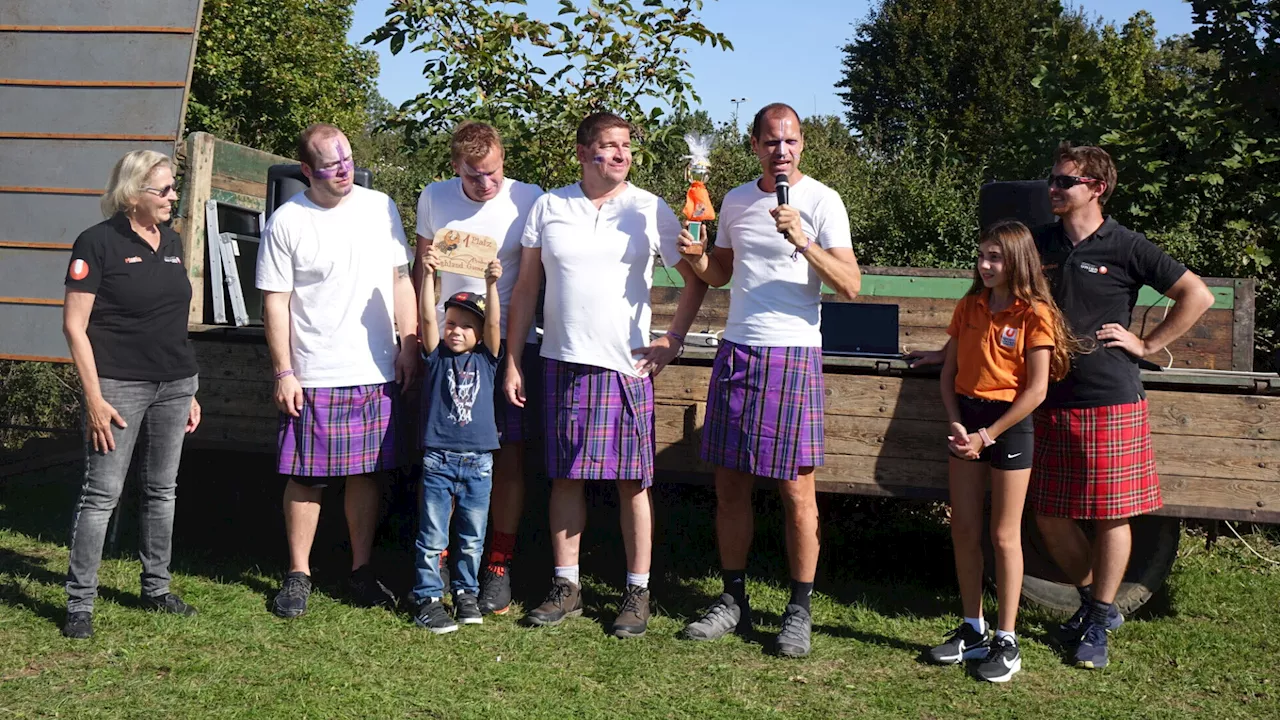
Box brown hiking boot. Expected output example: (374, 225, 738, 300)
(612, 584, 650, 638)
(526, 577, 582, 626)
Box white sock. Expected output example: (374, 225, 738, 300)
(965, 616, 986, 634)
(625, 571, 650, 589)
(996, 629, 1016, 643)
(553, 565, 580, 586)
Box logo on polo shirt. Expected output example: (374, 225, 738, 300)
(1000, 326, 1019, 349)
(125, 256, 143, 264)
(69, 259, 89, 280)
(1079, 262, 1100, 274)
(164, 256, 182, 264)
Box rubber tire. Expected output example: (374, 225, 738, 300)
(983, 510, 1181, 617)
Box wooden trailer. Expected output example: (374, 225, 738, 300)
(176, 136, 1280, 615)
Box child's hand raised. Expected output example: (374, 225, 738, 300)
(485, 258, 502, 284)
(422, 245, 442, 274)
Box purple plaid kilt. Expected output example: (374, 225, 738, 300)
(278, 382, 405, 477)
(700, 340, 825, 480)
(495, 343, 543, 445)
(542, 359, 655, 485)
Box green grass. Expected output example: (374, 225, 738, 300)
(1, 454, 1277, 719)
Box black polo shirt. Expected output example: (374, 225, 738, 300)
(64, 213, 199, 382)
(1036, 217, 1187, 408)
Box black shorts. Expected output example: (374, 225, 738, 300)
(957, 395, 1033, 471)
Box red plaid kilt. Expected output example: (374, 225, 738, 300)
(1029, 399, 1162, 519)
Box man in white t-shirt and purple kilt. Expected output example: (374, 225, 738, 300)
(504, 112, 709, 638)
(256, 123, 419, 619)
(413, 122, 544, 617)
(677, 103, 862, 658)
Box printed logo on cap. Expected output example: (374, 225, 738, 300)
(69, 259, 89, 280)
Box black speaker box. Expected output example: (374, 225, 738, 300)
(978, 179, 1057, 234)
(265, 164, 374, 219)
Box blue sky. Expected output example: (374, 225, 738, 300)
(349, 0, 1198, 126)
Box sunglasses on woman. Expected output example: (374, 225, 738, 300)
(1047, 174, 1099, 190)
(142, 184, 177, 196)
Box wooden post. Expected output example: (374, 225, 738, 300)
(181, 132, 214, 325)
(1232, 278, 1255, 372)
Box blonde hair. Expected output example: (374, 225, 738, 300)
(101, 150, 172, 217)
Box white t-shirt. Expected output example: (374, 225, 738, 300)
(415, 177, 543, 343)
(256, 185, 413, 388)
(716, 176, 853, 347)
(521, 183, 682, 377)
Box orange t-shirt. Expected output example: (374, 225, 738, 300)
(946, 291, 1056, 402)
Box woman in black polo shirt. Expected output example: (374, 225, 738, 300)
(60, 150, 201, 640)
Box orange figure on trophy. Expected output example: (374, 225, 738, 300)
(681, 133, 715, 255)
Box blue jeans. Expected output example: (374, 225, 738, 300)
(66, 375, 198, 613)
(411, 449, 493, 603)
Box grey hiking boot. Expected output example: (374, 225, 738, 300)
(272, 571, 312, 619)
(526, 577, 582, 627)
(682, 593, 752, 641)
(776, 604, 812, 658)
(62, 611, 93, 639)
(612, 585, 651, 638)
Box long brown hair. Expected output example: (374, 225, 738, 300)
(967, 220, 1086, 381)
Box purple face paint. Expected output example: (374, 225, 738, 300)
(311, 139, 354, 180)
(593, 155, 606, 165)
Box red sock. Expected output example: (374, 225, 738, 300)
(439, 548, 449, 569)
(487, 532, 516, 568)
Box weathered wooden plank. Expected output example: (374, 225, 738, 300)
(211, 173, 266, 204)
(653, 366, 1280, 441)
(180, 132, 213, 324)
(1232, 278, 1255, 371)
(211, 136, 291, 181)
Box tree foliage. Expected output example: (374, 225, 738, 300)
(365, 0, 732, 190)
(187, 0, 379, 156)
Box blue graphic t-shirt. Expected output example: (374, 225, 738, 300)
(420, 344, 502, 452)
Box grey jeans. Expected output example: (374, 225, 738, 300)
(66, 374, 198, 613)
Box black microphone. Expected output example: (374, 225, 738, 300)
(774, 174, 789, 235)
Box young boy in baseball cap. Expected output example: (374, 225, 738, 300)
(409, 253, 504, 633)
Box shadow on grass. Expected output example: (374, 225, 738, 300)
(3, 448, 968, 637)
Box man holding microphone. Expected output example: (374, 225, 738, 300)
(677, 103, 861, 657)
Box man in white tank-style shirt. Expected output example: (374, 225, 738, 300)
(412, 122, 543, 617)
(256, 123, 418, 620)
(504, 112, 709, 639)
(678, 103, 862, 658)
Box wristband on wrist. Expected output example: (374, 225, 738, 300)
(790, 238, 812, 261)
(978, 427, 995, 447)
(274, 369, 295, 380)
(665, 331, 685, 345)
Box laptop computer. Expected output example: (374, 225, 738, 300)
(821, 302, 902, 358)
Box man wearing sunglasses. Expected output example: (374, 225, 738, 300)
(1031, 143, 1214, 670)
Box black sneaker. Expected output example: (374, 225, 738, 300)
(928, 622, 990, 665)
(141, 592, 197, 616)
(976, 635, 1022, 682)
(776, 604, 813, 658)
(62, 611, 93, 639)
(479, 562, 512, 616)
(1061, 601, 1125, 643)
(272, 571, 312, 619)
(414, 598, 459, 635)
(682, 593, 752, 641)
(348, 564, 397, 609)
(1074, 621, 1110, 669)
(454, 592, 483, 625)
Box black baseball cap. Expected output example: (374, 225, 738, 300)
(443, 291, 486, 323)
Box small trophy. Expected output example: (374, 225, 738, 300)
(681, 133, 715, 255)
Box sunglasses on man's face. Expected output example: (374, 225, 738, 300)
(1047, 174, 1099, 190)
(142, 184, 176, 197)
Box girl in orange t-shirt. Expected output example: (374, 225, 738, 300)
(929, 220, 1076, 682)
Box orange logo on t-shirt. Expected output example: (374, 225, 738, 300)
(69, 259, 89, 280)
(999, 326, 1019, 349)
